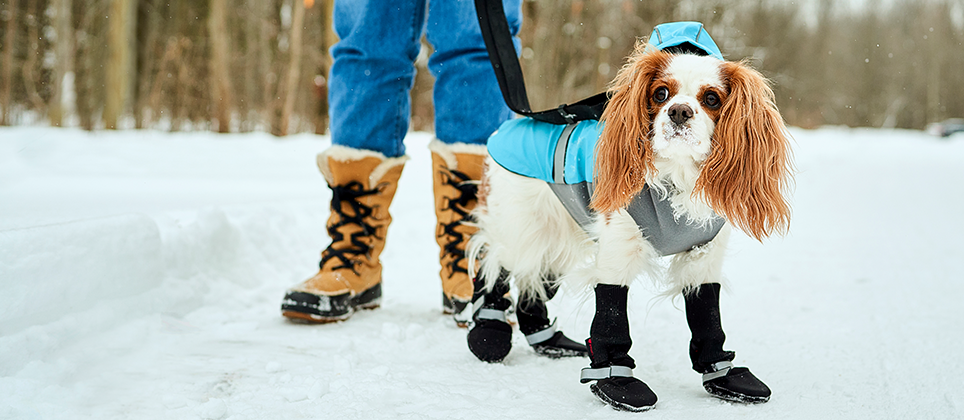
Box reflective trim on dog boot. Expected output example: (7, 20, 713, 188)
(702, 361, 771, 404)
(580, 365, 634, 383)
(476, 307, 508, 323)
(702, 361, 734, 382)
(525, 320, 557, 345)
(522, 320, 590, 359)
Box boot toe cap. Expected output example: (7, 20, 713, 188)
(703, 367, 771, 403)
(531, 331, 589, 358)
(591, 376, 658, 412)
(467, 320, 512, 363)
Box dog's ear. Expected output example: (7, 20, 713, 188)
(591, 45, 667, 213)
(696, 60, 794, 241)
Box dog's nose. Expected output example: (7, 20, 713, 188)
(668, 104, 694, 126)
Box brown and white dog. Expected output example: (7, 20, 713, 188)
(466, 39, 793, 411)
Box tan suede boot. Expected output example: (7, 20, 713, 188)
(429, 140, 487, 327)
(282, 146, 407, 323)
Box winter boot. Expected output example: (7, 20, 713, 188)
(580, 285, 658, 412)
(516, 276, 589, 358)
(684, 283, 771, 403)
(281, 146, 407, 323)
(430, 140, 486, 327)
(466, 268, 513, 362)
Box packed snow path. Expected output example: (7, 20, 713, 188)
(2, 127, 963, 419)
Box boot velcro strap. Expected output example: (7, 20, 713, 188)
(579, 366, 634, 383)
(472, 294, 510, 323)
(701, 361, 734, 383)
(524, 319, 557, 345)
(476, 308, 507, 323)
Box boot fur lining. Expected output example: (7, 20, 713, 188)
(316, 145, 410, 185)
(429, 139, 487, 170)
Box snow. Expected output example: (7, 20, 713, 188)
(2, 126, 964, 420)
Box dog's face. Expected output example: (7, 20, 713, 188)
(592, 44, 793, 241)
(647, 54, 725, 161)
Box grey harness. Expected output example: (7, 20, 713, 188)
(546, 124, 724, 256)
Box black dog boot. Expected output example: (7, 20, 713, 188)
(466, 268, 513, 363)
(701, 361, 771, 403)
(685, 283, 771, 403)
(580, 284, 657, 412)
(516, 276, 588, 358)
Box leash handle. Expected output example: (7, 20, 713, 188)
(474, 0, 608, 124)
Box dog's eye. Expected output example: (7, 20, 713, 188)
(703, 92, 721, 109)
(653, 87, 669, 103)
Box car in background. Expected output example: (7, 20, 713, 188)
(926, 118, 964, 138)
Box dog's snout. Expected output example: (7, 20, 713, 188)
(668, 104, 694, 126)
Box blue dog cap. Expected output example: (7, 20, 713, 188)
(649, 21, 723, 60)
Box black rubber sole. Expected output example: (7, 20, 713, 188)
(532, 345, 588, 359)
(281, 283, 382, 323)
(704, 383, 771, 404)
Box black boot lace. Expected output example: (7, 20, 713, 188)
(438, 167, 479, 279)
(320, 181, 382, 275)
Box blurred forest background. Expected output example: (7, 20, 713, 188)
(0, 0, 962, 134)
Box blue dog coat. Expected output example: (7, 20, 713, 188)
(486, 112, 724, 257)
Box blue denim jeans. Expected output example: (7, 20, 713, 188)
(329, 0, 522, 157)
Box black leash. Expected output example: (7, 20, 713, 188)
(474, 0, 608, 124)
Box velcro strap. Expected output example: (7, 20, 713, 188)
(476, 308, 507, 323)
(524, 320, 557, 345)
(579, 366, 634, 383)
(701, 361, 734, 383)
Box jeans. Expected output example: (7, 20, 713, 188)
(329, 0, 522, 158)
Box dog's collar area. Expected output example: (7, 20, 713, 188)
(580, 365, 635, 383)
(524, 319, 558, 345)
(701, 361, 734, 383)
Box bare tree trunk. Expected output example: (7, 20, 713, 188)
(1, 0, 19, 125)
(208, 0, 233, 133)
(49, 0, 73, 126)
(22, 0, 46, 112)
(73, 2, 91, 130)
(266, 0, 283, 135)
(133, 0, 158, 129)
(313, 0, 335, 135)
(278, 0, 305, 136)
(237, 0, 269, 131)
(104, 0, 132, 129)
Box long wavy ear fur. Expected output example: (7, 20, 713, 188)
(696, 61, 794, 241)
(590, 44, 670, 213)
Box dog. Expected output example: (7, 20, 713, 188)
(465, 22, 793, 412)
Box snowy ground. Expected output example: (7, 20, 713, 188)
(1, 126, 963, 420)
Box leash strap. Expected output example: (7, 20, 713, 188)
(474, 0, 608, 124)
